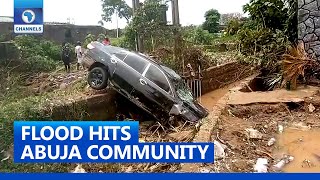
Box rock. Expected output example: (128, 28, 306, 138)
(245, 128, 263, 139)
(72, 164, 86, 173)
(309, 40, 320, 47)
(303, 33, 318, 42)
(199, 167, 211, 173)
(272, 156, 294, 171)
(308, 103, 316, 112)
(60, 83, 67, 90)
(314, 17, 320, 28)
(254, 158, 268, 173)
(303, 1, 319, 11)
(312, 45, 320, 56)
(310, 10, 320, 17)
(305, 18, 314, 29)
(167, 130, 194, 142)
(125, 166, 133, 173)
(298, 0, 304, 8)
(214, 140, 227, 160)
(267, 138, 276, 146)
(315, 29, 320, 37)
(298, 9, 310, 23)
(305, 0, 315, 4)
(306, 26, 315, 34)
(278, 125, 284, 133)
(298, 23, 307, 39)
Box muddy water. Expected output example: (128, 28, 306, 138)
(276, 128, 320, 172)
(199, 81, 241, 110)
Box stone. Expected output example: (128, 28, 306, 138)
(305, 0, 315, 4)
(306, 26, 315, 33)
(309, 40, 320, 47)
(303, 1, 319, 11)
(314, 17, 320, 28)
(308, 103, 316, 112)
(298, 23, 307, 39)
(305, 18, 315, 28)
(298, 0, 304, 8)
(303, 33, 318, 42)
(315, 29, 320, 36)
(310, 11, 320, 17)
(245, 128, 263, 139)
(214, 141, 227, 160)
(299, 9, 310, 23)
(312, 45, 320, 56)
(308, 49, 315, 55)
(254, 158, 268, 173)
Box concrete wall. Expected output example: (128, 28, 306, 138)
(0, 22, 108, 44)
(298, 0, 320, 60)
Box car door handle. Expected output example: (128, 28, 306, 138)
(111, 58, 117, 64)
(139, 79, 147, 85)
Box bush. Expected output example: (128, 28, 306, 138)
(23, 55, 57, 72)
(183, 26, 215, 45)
(14, 35, 61, 61)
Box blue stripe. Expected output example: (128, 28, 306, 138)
(14, 0, 43, 8)
(0, 173, 320, 180)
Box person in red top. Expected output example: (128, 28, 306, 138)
(102, 37, 111, 46)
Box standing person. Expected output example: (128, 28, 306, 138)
(75, 41, 83, 70)
(61, 43, 71, 73)
(102, 37, 111, 46)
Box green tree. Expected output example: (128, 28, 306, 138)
(101, 0, 133, 37)
(243, 0, 297, 43)
(130, 0, 171, 51)
(202, 9, 221, 33)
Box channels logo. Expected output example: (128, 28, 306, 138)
(22, 10, 36, 24)
(14, 0, 43, 34)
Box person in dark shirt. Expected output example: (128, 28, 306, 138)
(61, 42, 71, 73)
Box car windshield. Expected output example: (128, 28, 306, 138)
(175, 80, 194, 103)
(161, 65, 181, 80)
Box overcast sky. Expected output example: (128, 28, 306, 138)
(0, 0, 249, 28)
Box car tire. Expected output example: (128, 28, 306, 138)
(88, 66, 108, 90)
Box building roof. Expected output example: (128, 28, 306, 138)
(0, 16, 13, 22)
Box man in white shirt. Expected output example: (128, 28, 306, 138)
(75, 41, 83, 70)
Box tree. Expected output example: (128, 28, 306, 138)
(202, 9, 221, 33)
(101, 0, 133, 37)
(220, 13, 243, 25)
(130, 0, 170, 51)
(243, 0, 297, 43)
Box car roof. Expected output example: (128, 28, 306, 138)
(88, 41, 181, 80)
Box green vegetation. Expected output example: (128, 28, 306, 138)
(202, 9, 221, 33)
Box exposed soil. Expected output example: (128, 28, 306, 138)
(209, 99, 320, 172)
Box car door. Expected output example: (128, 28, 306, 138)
(111, 52, 149, 97)
(133, 63, 175, 112)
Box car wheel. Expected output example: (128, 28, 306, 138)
(88, 66, 108, 90)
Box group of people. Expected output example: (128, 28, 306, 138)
(61, 41, 83, 73)
(61, 37, 111, 73)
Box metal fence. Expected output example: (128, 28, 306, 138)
(182, 64, 203, 102)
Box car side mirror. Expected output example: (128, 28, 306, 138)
(169, 104, 183, 115)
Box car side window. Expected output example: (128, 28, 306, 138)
(124, 53, 149, 73)
(114, 52, 128, 61)
(145, 65, 170, 93)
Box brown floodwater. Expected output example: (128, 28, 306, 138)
(275, 128, 320, 173)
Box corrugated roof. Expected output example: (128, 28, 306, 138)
(0, 16, 13, 22)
